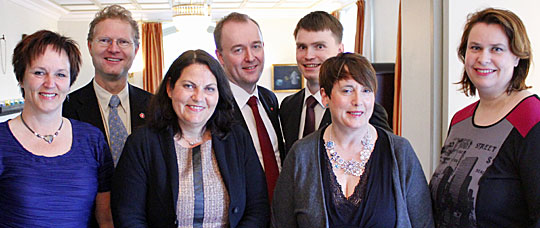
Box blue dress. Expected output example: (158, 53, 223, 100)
(0, 119, 113, 227)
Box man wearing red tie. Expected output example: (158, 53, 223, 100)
(214, 12, 285, 203)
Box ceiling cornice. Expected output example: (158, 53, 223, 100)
(19, 0, 356, 22)
(8, 0, 67, 20)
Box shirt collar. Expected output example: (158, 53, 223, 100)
(303, 88, 324, 108)
(229, 81, 259, 108)
(93, 79, 129, 112)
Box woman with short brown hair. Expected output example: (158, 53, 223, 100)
(430, 8, 539, 227)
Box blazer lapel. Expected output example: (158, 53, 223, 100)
(257, 87, 286, 161)
(76, 82, 106, 134)
(212, 134, 232, 190)
(232, 101, 249, 131)
(128, 84, 148, 129)
(160, 127, 179, 212)
(289, 90, 304, 143)
(257, 90, 279, 131)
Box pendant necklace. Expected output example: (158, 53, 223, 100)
(325, 126, 374, 176)
(20, 115, 63, 144)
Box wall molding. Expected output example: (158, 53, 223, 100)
(7, 0, 67, 21)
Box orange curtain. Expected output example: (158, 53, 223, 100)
(331, 10, 340, 20)
(354, 0, 366, 55)
(142, 22, 163, 94)
(393, 0, 402, 135)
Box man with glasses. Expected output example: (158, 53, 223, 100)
(63, 4, 151, 167)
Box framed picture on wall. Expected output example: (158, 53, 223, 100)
(272, 64, 304, 92)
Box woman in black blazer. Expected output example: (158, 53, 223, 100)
(111, 50, 269, 227)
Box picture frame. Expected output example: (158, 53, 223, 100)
(271, 64, 304, 92)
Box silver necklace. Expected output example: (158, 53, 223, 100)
(182, 136, 202, 146)
(20, 115, 63, 144)
(325, 127, 374, 177)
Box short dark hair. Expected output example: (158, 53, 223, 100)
(457, 7, 532, 96)
(12, 30, 81, 97)
(320, 52, 377, 99)
(294, 11, 343, 43)
(214, 12, 260, 51)
(147, 49, 235, 137)
(88, 4, 140, 46)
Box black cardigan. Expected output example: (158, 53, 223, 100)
(111, 125, 269, 227)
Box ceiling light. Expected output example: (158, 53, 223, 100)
(172, 0, 211, 16)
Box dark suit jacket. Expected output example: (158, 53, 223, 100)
(63, 80, 152, 138)
(62, 80, 152, 227)
(280, 88, 392, 153)
(232, 85, 287, 163)
(111, 125, 270, 228)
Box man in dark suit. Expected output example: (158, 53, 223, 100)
(280, 11, 391, 153)
(63, 5, 151, 166)
(214, 12, 284, 202)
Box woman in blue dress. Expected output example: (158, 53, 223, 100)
(0, 30, 114, 227)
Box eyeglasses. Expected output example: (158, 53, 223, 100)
(95, 37, 133, 49)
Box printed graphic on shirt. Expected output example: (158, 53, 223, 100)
(430, 117, 513, 227)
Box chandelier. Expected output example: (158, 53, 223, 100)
(172, 0, 211, 16)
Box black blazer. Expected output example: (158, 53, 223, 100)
(280, 88, 392, 153)
(111, 125, 270, 227)
(232, 85, 286, 163)
(62, 80, 152, 138)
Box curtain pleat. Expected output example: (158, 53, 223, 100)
(354, 0, 366, 55)
(142, 22, 163, 94)
(393, 1, 402, 136)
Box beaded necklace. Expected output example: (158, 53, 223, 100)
(325, 126, 374, 177)
(20, 115, 63, 144)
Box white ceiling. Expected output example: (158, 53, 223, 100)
(34, 0, 356, 21)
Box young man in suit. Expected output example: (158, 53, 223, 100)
(214, 12, 285, 202)
(280, 11, 391, 153)
(63, 5, 152, 166)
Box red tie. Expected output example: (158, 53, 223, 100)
(303, 95, 317, 137)
(247, 96, 279, 202)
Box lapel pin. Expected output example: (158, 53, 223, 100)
(139, 113, 145, 119)
(270, 107, 274, 111)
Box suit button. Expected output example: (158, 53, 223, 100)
(233, 207, 239, 213)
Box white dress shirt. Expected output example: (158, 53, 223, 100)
(298, 89, 326, 139)
(93, 80, 131, 145)
(229, 82, 282, 171)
